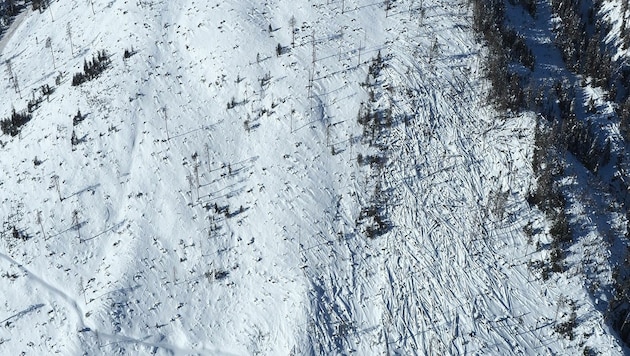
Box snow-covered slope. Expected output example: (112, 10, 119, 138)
(0, 0, 626, 354)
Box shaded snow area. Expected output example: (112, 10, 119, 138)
(0, 0, 626, 355)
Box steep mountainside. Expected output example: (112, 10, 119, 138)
(0, 0, 628, 354)
(471, 0, 630, 350)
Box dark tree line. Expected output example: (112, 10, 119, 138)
(470, 0, 534, 111)
(354, 53, 393, 239)
(510, 0, 536, 17)
(1, 0, 18, 18)
(0, 108, 31, 137)
(621, 0, 630, 50)
(551, 0, 630, 145)
(31, 0, 49, 12)
(472, 0, 630, 347)
(547, 1, 630, 346)
(72, 50, 110, 86)
(551, 0, 614, 88)
(0, 0, 26, 35)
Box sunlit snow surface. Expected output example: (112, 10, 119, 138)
(0, 0, 625, 354)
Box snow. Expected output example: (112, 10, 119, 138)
(0, 0, 626, 354)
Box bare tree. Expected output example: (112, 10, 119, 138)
(193, 153, 200, 191)
(36, 210, 45, 239)
(66, 22, 74, 56)
(289, 16, 296, 47)
(160, 107, 169, 141)
(204, 143, 211, 169)
(79, 276, 87, 303)
(6, 60, 12, 82)
(46, 37, 56, 69)
(5, 59, 21, 98)
(51, 175, 62, 201)
(187, 174, 196, 203)
(72, 209, 81, 242)
(311, 31, 316, 65)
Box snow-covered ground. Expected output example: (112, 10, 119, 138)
(0, 0, 626, 354)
